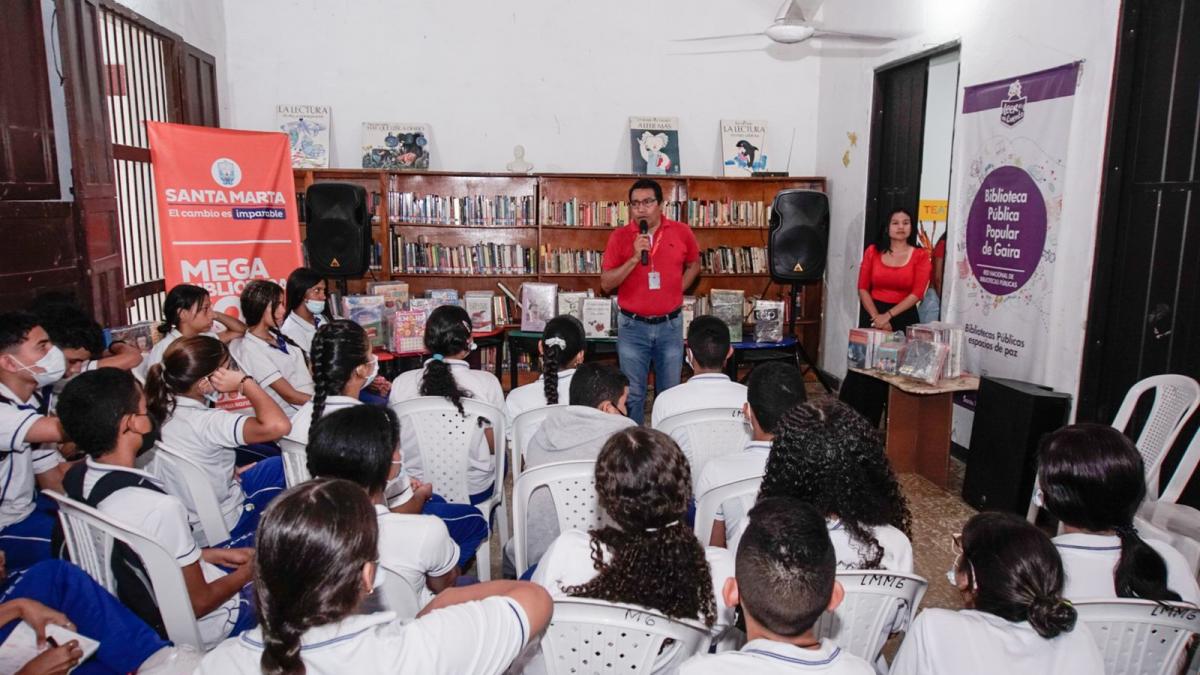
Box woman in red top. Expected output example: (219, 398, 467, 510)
(857, 208, 931, 333)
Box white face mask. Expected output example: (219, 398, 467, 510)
(304, 299, 326, 315)
(359, 357, 379, 390)
(14, 346, 66, 387)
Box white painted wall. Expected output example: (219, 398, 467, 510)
(814, 0, 1120, 404)
(918, 50, 959, 201)
(217, 0, 822, 175)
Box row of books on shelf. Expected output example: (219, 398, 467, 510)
(335, 283, 516, 353)
(387, 191, 536, 225)
(539, 198, 684, 228)
(847, 322, 965, 385)
(540, 248, 604, 274)
(701, 246, 768, 275)
(687, 199, 773, 228)
(390, 235, 536, 275)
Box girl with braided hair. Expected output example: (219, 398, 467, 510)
(230, 280, 314, 417)
(1038, 423, 1199, 604)
(759, 397, 913, 572)
(504, 315, 586, 428)
(388, 305, 504, 505)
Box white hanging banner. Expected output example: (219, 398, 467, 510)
(945, 62, 1080, 384)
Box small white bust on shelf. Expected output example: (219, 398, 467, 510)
(506, 145, 534, 174)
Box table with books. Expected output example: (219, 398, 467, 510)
(380, 327, 508, 380)
(505, 330, 618, 391)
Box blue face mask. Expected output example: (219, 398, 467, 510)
(304, 299, 326, 315)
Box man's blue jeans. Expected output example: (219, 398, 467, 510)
(616, 312, 684, 425)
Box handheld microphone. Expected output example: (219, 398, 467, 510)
(639, 219, 649, 266)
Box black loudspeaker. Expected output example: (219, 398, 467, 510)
(768, 189, 830, 282)
(962, 377, 1072, 514)
(304, 183, 372, 276)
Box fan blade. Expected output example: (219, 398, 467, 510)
(671, 32, 767, 42)
(667, 47, 770, 56)
(776, 0, 807, 23)
(811, 29, 894, 42)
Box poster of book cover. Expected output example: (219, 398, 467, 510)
(520, 283, 558, 332)
(582, 298, 613, 338)
(361, 122, 431, 170)
(720, 119, 768, 177)
(276, 104, 331, 168)
(629, 116, 680, 175)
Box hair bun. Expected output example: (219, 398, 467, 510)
(1027, 595, 1077, 638)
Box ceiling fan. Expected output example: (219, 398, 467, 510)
(675, 0, 894, 45)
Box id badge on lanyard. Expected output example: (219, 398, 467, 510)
(647, 232, 664, 291)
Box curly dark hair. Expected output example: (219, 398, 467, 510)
(564, 427, 717, 626)
(759, 398, 912, 569)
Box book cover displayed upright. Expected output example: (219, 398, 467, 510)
(361, 122, 431, 170)
(342, 295, 387, 347)
(720, 119, 768, 177)
(465, 291, 495, 332)
(276, 104, 331, 168)
(582, 297, 614, 337)
(520, 282, 558, 332)
(629, 116, 681, 175)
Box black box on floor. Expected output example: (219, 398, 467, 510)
(961, 376, 1072, 514)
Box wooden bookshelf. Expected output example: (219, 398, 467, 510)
(294, 169, 826, 363)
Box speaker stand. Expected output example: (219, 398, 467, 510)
(787, 283, 834, 394)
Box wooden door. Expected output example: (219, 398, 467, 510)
(864, 58, 927, 246)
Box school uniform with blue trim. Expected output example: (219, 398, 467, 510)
(695, 439, 770, 551)
(681, 638, 874, 674)
(199, 598, 532, 675)
(650, 372, 748, 428)
(0, 382, 63, 571)
(1054, 531, 1200, 605)
(136, 328, 218, 381)
(229, 333, 315, 417)
(280, 312, 321, 356)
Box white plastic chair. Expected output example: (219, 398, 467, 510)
(279, 437, 312, 488)
(693, 474, 763, 548)
(150, 442, 232, 546)
(1137, 426, 1200, 574)
(540, 598, 710, 675)
(45, 490, 204, 649)
(378, 566, 422, 621)
(510, 406, 559, 481)
(391, 396, 507, 581)
(512, 460, 600, 574)
(1074, 598, 1200, 675)
(655, 407, 750, 492)
(813, 570, 928, 667)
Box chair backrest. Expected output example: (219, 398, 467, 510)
(813, 570, 928, 665)
(655, 407, 750, 491)
(279, 437, 312, 488)
(1074, 598, 1200, 675)
(513, 460, 601, 573)
(1160, 425, 1200, 505)
(541, 598, 710, 674)
(390, 396, 505, 504)
(1110, 374, 1200, 498)
(693, 474, 763, 547)
(44, 490, 205, 649)
(150, 442, 232, 545)
(511, 405, 559, 480)
(378, 566, 422, 621)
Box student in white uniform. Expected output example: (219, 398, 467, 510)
(504, 315, 586, 433)
(57, 368, 256, 650)
(758, 398, 913, 572)
(388, 305, 504, 504)
(199, 478, 553, 675)
(34, 300, 143, 383)
(533, 428, 736, 663)
(0, 312, 67, 572)
(145, 335, 290, 546)
(1038, 423, 1200, 604)
(230, 280, 314, 417)
(892, 512, 1104, 675)
(139, 284, 245, 379)
(280, 267, 329, 356)
(697, 361, 806, 550)
(307, 405, 460, 610)
(291, 320, 487, 568)
(680, 498, 873, 675)
(650, 315, 747, 427)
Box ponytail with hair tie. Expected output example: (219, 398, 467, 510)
(539, 316, 586, 406)
(1026, 594, 1077, 639)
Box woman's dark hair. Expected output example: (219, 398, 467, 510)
(1039, 423, 1181, 602)
(285, 267, 326, 317)
(960, 511, 1077, 639)
(873, 208, 918, 253)
(58, 368, 142, 458)
(308, 320, 370, 429)
(759, 398, 912, 569)
(564, 427, 717, 626)
(157, 284, 209, 336)
(145, 335, 227, 421)
(255, 478, 378, 675)
(540, 315, 585, 405)
(307, 406, 398, 496)
(419, 305, 473, 415)
(241, 280, 304, 357)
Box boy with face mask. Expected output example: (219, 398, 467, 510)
(0, 312, 68, 572)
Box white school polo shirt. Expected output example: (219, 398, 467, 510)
(388, 359, 505, 496)
(284, 395, 362, 447)
(1053, 531, 1200, 605)
(828, 519, 913, 573)
(159, 396, 248, 536)
(650, 372, 748, 428)
(0, 382, 63, 529)
(81, 459, 241, 649)
(375, 503, 459, 606)
(889, 608, 1104, 675)
(280, 312, 321, 356)
(199, 599, 532, 675)
(229, 333, 314, 417)
(504, 368, 575, 437)
(695, 439, 770, 551)
(681, 638, 874, 674)
(138, 328, 219, 380)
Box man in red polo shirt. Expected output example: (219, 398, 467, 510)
(600, 178, 700, 424)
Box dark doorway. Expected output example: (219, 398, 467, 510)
(864, 58, 927, 246)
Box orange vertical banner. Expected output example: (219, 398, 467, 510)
(147, 122, 303, 318)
